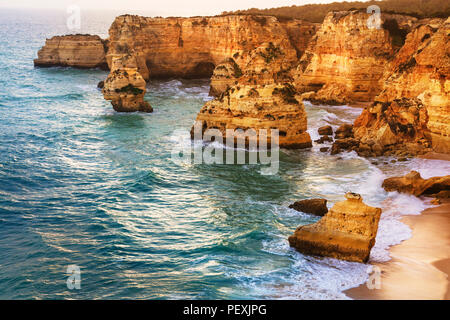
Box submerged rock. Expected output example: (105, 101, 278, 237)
(288, 192, 382, 263)
(382, 171, 450, 197)
(289, 199, 328, 216)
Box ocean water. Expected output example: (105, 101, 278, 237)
(1, 8, 449, 300)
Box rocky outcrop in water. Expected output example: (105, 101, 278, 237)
(102, 53, 152, 112)
(293, 11, 417, 105)
(34, 35, 108, 69)
(288, 192, 382, 263)
(382, 171, 450, 197)
(192, 84, 312, 149)
(289, 199, 328, 216)
(353, 18, 450, 155)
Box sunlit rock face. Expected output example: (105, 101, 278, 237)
(293, 11, 417, 105)
(102, 53, 152, 113)
(382, 171, 450, 197)
(34, 35, 108, 69)
(288, 193, 382, 263)
(209, 41, 299, 97)
(106, 15, 316, 81)
(192, 84, 312, 149)
(354, 18, 450, 154)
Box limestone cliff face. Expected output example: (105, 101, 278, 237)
(106, 15, 315, 81)
(34, 35, 108, 69)
(354, 18, 450, 154)
(288, 193, 381, 263)
(192, 84, 312, 149)
(102, 53, 152, 113)
(209, 40, 298, 97)
(279, 19, 319, 58)
(293, 11, 415, 104)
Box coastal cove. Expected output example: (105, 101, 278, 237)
(0, 7, 449, 300)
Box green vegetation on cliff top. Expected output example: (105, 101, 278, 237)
(221, 0, 450, 23)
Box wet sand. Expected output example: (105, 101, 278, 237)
(346, 200, 450, 300)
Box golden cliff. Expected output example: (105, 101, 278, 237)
(353, 18, 450, 154)
(34, 34, 108, 69)
(293, 11, 416, 105)
(106, 15, 316, 81)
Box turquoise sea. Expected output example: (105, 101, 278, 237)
(1, 8, 449, 300)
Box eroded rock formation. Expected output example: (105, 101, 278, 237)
(353, 18, 450, 154)
(34, 35, 108, 69)
(293, 11, 416, 105)
(106, 15, 316, 81)
(102, 53, 152, 112)
(288, 193, 382, 263)
(192, 84, 312, 149)
(382, 171, 450, 197)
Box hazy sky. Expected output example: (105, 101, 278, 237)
(0, 0, 369, 17)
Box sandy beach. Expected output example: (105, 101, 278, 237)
(346, 200, 450, 300)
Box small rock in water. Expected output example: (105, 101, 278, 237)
(320, 147, 329, 153)
(289, 199, 328, 216)
(318, 125, 333, 136)
(97, 80, 104, 89)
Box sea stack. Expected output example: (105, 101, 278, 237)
(34, 34, 108, 69)
(102, 53, 152, 112)
(192, 84, 312, 149)
(288, 193, 382, 263)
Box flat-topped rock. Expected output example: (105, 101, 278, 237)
(289, 192, 382, 263)
(34, 34, 108, 69)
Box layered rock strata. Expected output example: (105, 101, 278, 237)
(102, 53, 152, 112)
(34, 35, 108, 69)
(288, 192, 382, 263)
(192, 84, 312, 149)
(293, 11, 416, 104)
(106, 15, 316, 81)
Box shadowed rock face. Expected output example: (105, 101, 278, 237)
(382, 171, 450, 197)
(34, 35, 108, 69)
(289, 193, 382, 263)
(354, 18, 450, 154)
(293, 11, 417, 105)
(192, 84, 312, 149)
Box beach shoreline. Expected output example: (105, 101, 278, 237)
(346, 199, 450, 300)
